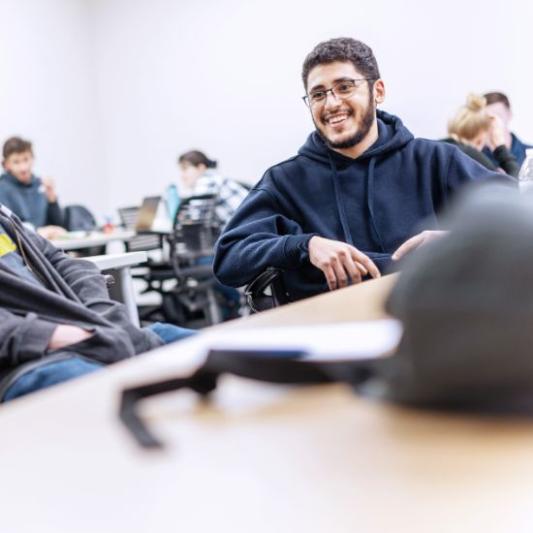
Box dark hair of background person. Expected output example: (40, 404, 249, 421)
(483, 92, 511, 110)
(178, 150, 217, 169)
(3, 136, 33, 160)
(301, 37, 381, 90)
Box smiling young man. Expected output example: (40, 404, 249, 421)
(213, 37, 503, 302)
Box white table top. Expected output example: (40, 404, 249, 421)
(84, 251, 148, 271)
(50, 229, 136, 250)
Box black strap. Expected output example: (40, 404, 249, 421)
(119, 349, 378, 449)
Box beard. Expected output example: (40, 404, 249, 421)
(316, 92, 376, 150)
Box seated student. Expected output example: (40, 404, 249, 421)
(0, 204, 194, 402)
(442, 93, 519, 177)
(214, 37, 504, 303)
(483, 91, 532, 168)
(175, 150, 249, 320)
(177, 150, 249, 227)
(0, 136, 66, 238)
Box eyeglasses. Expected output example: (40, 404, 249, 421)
(302, 78, 374, 107)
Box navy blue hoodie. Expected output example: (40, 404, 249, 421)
(214, 110, 502, 301)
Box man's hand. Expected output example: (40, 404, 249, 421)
(392, 230, 447, 261)
(48, 325, 93, 351)
(41, 177, 58, 203)
(486, 114, 506, 150)
(308, 236, 380, 291)
(37, 225, 67, 240)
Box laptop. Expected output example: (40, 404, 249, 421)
(135, 196, 162, 231)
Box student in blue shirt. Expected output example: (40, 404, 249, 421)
(0, 136, 65, 237)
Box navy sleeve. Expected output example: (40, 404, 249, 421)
(213, 187, 317, 288)
(492, 145, 520, 177)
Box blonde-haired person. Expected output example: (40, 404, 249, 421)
(442, 94, 519, 177)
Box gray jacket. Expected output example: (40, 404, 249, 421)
(0, 205, 163, 384)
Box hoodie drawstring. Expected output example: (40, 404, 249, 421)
(327, 153, 386, 253)
(366, 157, 386, 252)
(327, 153, 354, 246)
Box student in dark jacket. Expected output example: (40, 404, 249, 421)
(0, 136, 65, 237)
(214, 37, 504, 302)
(442, 93, 519, 177)
(0, 204, 194, 401)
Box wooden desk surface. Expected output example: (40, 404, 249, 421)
(1, 275, 532, 533)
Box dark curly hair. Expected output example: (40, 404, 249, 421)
(301, 37, 380, 89)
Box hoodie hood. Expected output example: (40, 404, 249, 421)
(298, 110, 414, 164)
(296, 110, 415, 251)
(3, 172, 39, 189)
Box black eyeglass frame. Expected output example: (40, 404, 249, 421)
(302, 78, 375, 107)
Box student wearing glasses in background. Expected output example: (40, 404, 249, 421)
(214, 37, 505, 303)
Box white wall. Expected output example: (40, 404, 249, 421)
(0, 0, 105, 214)
(3, 0, 533, 217)
(90, 0, 533, 213)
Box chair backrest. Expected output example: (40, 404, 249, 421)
(118, 206, 162, 253)
(118, 206, 139, 229)
(171, 195, 222, 258)
(244, 267, 289, 313)
(174, 194, 219, 226)
(64, 204, 98, 231)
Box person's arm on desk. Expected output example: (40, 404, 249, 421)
(308, 236, 380, 290)
(214, 188, 319, 287)
(215, 188, 382, 290)
(392, 230, 447, 260)
(37, 225, 66, 240)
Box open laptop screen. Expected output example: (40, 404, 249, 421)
(135, 196, 161, 231)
